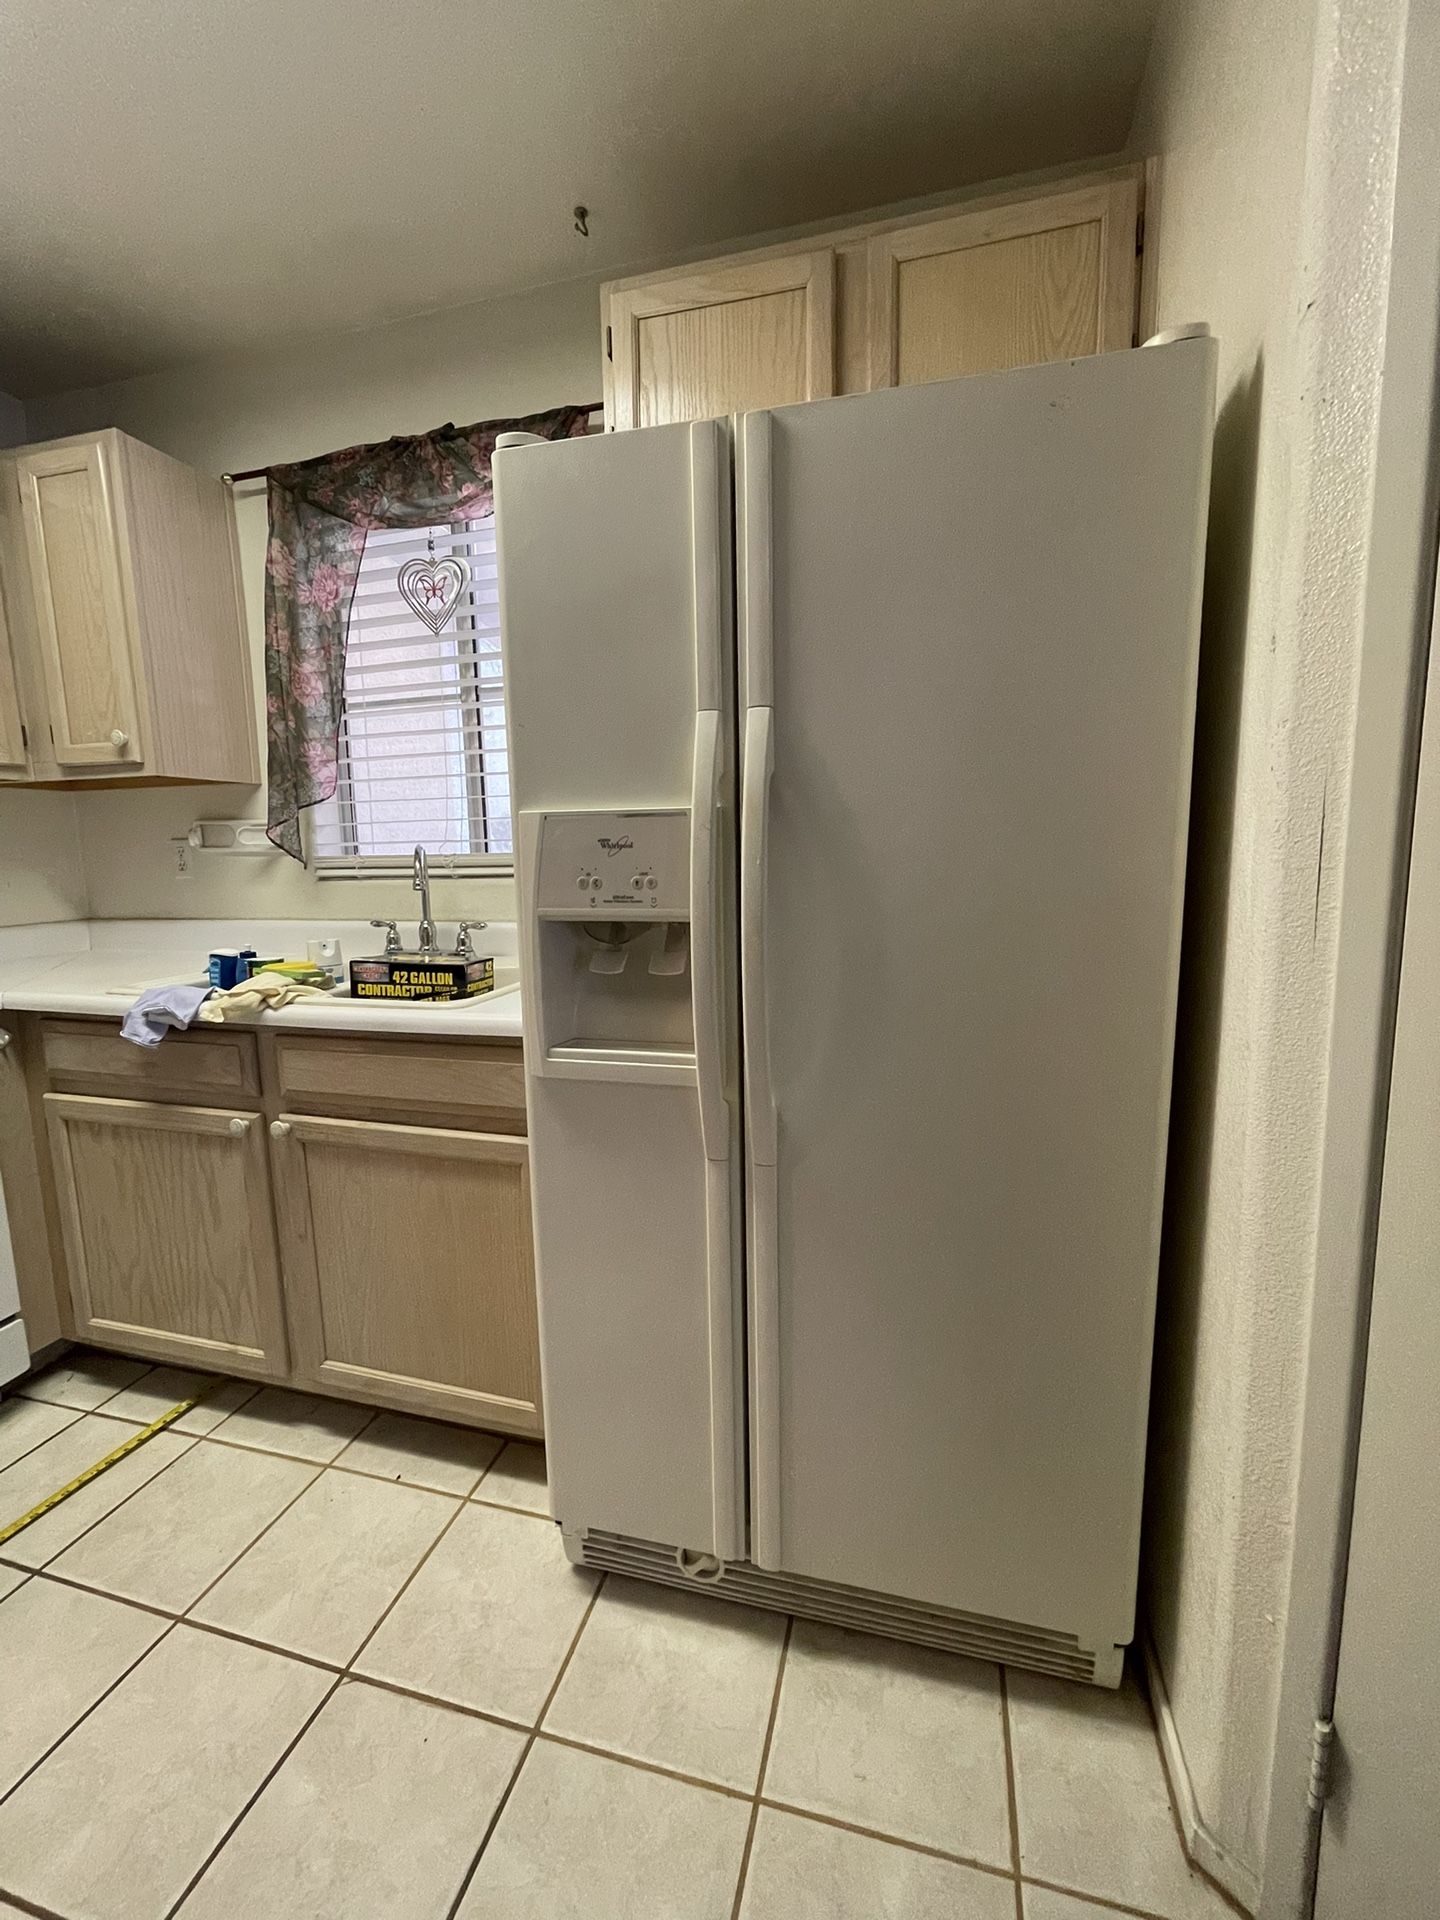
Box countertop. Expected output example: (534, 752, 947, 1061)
(0, 918, 524, 1041)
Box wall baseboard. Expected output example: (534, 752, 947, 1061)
(1142, 1631, 1264, 1916)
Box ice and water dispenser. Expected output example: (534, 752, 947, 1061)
(525, 808, 696, 1065)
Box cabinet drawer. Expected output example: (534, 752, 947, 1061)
(271, 1034, 526, 1130)
(40, 1018, 260, 1101)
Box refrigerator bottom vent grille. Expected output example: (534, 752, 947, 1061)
(578, 1531, 1106, 1683)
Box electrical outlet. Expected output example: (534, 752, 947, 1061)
(173, 838, 191, 878)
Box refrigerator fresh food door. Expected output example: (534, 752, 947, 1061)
(496, 420, 745, 1561)
(738, 337, 1216, 1658)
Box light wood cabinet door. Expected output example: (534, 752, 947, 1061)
(16, 438, 144, 769)
(270, 1113, 542, 1435)
(0, 564, 28, 778)
(607, 250, 835, 430)
(865, 177, 1140, 388)
(43, 1094, 288, 1377)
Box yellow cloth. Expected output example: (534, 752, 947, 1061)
(197, 975, 331, 1021)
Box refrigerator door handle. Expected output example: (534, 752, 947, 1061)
(742, 701, 782, 1568)
(688, 417, 729, 1165)
(738, 413, 773, 706)
(691, 702, 741, 1559)
(690, 706, 728, 1164)
(690, 420, 743, 1561)
(741, 704, 777, 1165)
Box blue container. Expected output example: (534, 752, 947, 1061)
(208, 948, 255, 990)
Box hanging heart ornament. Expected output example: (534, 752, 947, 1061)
(397, 553, 469, 634)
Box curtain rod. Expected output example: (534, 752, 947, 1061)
(222, 402, 607, 484)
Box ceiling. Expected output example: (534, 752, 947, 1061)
(0, 0, 1159, 397)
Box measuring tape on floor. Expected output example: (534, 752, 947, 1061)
(0, 1389, 207, 1550)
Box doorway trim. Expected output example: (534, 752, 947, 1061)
(1259, 4, 1440, 1912)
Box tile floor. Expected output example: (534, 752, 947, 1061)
(0, 1351, 1237, 1920)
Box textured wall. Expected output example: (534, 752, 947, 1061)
(1131, 0, 1407, 1891)
(22, 274, 605, 927)
(0, 390, 26, 446)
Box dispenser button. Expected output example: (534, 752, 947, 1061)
(630, 875, 643, 889)
(647, 877, 657, 889)
(576, 875, 589, 890)
(591, 877, 602, 890)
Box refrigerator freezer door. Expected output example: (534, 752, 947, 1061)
(739, 339, 1216, 1651)
(496, 420, 745, 1560)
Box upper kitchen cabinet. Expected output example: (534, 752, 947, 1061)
(0, 428, 258, 787)
(605, 249, 836, 429)
(863, 173, 1141, 387)
(601, 163, 1146, 429)
(0, 564, 27, 777)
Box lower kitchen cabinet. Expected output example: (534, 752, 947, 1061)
(42, 1092, 289, 1379)
(268, 1112, 542, 1435)
(3, 1019, 542, 1433)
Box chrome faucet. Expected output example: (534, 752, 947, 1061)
(412, 845, 438, 954)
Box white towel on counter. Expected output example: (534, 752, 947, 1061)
(120, 983, 214, 1049)
(197, 975, 331, 1021)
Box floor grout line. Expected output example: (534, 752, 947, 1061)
(339, 1671, 532, 1739)
(164, 1672, 346, 1920)
(341, 1477, 478, 1676)
(169, 1614, 345, 1676)
(442, 1572, 608, 1920)
(1018, 1872, 1192, 1919)
(80, 1409, 544, 1506)
(179, 1459, 328, 1620)
(758, 1795, 1017, 1883)
(729, 1611, 793, 1920)
(530, 1728, 754, 1803)
(1000, 1665, 1025, 1917)
(468, 1493, 549, 1517)
(0, 1617, 181, 1815)
(13, 1357, 157, 1420)
(10, 1563, 184, 1623)
(331, 1417, 503, 1499)
(0, 1406, 87, 1477)
(0, 1884, 70, 1920)
(0, 1425, 205, 1579)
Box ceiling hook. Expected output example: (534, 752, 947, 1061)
(573, 204, 590, 238)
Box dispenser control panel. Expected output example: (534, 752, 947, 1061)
(533, 809, 691, 917)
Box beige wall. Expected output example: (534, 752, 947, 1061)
(24, 273, 605, 927)
(0, 791, 86, 925)
(1131, 0, 1410, 1899)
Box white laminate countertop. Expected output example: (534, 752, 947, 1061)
(0, 918, 524, 1040)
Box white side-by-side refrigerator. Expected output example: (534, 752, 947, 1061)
(494, 332, 1216, 1686)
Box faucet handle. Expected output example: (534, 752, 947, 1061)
(370, 918, 401, 957)
(454, 920, 487, 959)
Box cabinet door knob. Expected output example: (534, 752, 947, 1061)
(269, 1120, 292, 1140)
(228, 1116, 251, 1137)
(110, 729, 129, 750)
(0, 1029, 11, 1050)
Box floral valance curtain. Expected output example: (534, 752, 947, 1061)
(264, 404, 591, 861)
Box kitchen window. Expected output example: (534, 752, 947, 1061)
(310, 519, 512, 875)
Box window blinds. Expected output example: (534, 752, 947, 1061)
(310, 519, 512, 874)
